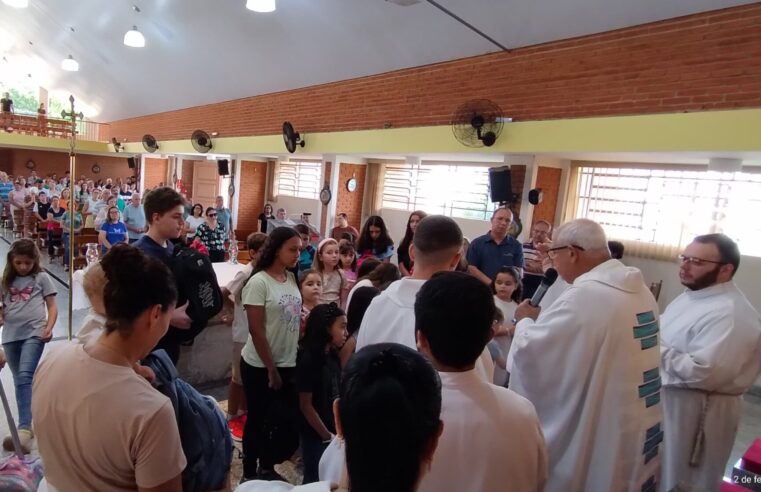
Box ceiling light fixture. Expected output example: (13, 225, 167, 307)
(61, 54, 79, 72)
(2, 0, 29, 8)
(246, 0, 276, 13)
(123, 25, 145, 47)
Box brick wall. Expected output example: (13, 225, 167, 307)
(532, 167, 563, 228)
(144, 158, 169, 190)
(335, 163, 366, 231)
(237, 160, 267, 233)
(0, 148, 133, 182)
(106, 4, 761, 142)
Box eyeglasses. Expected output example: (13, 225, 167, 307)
(547, 244, 585, 259)
(208, 214, 217, 218)
(677, 255, 724, 267)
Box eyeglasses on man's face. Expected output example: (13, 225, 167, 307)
(677, 255, 724, 267)
(547, 244, 585, 259)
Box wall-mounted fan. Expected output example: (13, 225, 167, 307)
(142, 134, 159, 153)
(191, 129, 213, 153)
(451, 99, 504, 148)
(282, 121, 305, 153)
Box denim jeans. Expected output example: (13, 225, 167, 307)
(3, 337, 45, 429)
(300, 432, 329, 484)
(62, 233, 70, 266)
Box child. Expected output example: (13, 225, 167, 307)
(298, 269, 323, 336)
(487, 309, 508, 385)
(338, 241, 357, 283)
(222, 232, 268, 441)
(312, 238, 345, 306)
(341, 285, 380, 368)
(0, 238, 58, 453)
(490, 266, 522, 386)
(356, 215, 394, 266)
(296, 302, 347, 483)
(295, 224, 315, 276)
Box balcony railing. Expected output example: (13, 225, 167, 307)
(0, 112, 110, 143)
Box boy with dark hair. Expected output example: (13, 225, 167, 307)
(414, 271, 548, 492)
(133, 187, 192, 360)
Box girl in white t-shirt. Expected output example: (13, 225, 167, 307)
(312, 239, 345, 307)
(489, 266, 522, 386)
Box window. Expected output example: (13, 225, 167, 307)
(276, 160, 322, 199)
(570, 164, 761, 258)
(382, 162, 497, 220)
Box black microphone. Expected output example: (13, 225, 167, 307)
(529, 268, 558, 307)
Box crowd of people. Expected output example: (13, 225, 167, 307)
(0, 181, 758, 491)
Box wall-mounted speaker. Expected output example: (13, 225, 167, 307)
(488, 166, 514, 204)
(217, 159, 229, 176)
(127, 157, 137, 169)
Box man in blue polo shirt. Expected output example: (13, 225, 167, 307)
(0, 173, 14, 218)
(467, 207, 524, 285)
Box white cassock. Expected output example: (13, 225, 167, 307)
(660, 281, 761, 492)
(508, 259, 663, 492)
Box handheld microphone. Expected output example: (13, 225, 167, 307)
(529, 268, 558, 307)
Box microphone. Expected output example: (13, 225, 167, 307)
(529, 268, 558, 307)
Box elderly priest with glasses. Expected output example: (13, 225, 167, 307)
(660, 234, 761, 491)
(507, 218, 662, 492)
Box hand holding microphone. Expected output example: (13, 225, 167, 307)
(515, 268, 558, 323)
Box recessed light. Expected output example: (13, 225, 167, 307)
(246, 0, 276, 13)
(61, 54, 79, 71)
(123, 26, 145, 47)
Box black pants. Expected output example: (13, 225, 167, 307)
(240, 360, 296, 478)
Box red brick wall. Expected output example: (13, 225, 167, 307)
(532, 167, 563, 228)
(106, 4, 761, 142)
(237, 160, 267, 232)
(144, 158, 169, 190)
(0, 148, 133, 182)
(336, 163, 366, 231)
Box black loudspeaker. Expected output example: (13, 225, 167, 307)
(217, 159, 229, 176)
(528, 188, 544, 205)
(488, 166, 514, 203)
(127, 157, 137, 169)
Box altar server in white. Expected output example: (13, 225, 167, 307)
(415, 271, 547, 492)
(509, 219, 662, 492)
(660, 233, 761, 491)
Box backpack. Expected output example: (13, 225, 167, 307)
(143, 350, 233, 492)
(169, 244, 224, 341)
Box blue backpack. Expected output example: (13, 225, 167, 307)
(143, 350, 233, 492)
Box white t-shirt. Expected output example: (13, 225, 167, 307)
(32, 343, 187, 492)
(186, 216, 206, 239)
(241, 270, 302, 368)
(227, 264, 254, 344)
(492, 296, 518, 386)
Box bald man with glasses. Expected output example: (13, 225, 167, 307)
(660, 234, 761, 491)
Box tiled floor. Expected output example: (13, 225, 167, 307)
(0, 228, 758, 486)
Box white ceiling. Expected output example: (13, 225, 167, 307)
(0, 0, 754, 122)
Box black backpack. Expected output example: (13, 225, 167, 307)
(169, 245, 224, 341)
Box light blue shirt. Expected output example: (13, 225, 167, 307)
(122, 203, 146, 240)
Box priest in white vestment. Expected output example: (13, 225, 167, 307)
(660, 234, 761, 491)
(509, 219, 663, 492)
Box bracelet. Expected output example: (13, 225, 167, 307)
(511, 317, 518, 325)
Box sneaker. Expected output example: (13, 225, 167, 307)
(257, 467, 286, 482)
(2, 428, 33, 454)
(228, 414, 247, 442)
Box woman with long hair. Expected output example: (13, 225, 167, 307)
(240, 227, 303, 482)
(356, 215, 394, 266)
(397, 210, 427, 276)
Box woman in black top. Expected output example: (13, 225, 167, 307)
(397, 210, 427, 276)
(258, 203, 274, 233)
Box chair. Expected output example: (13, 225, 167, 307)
(649, 280, 663, 301)
(24, 215, 39, 240)
(237, 250, 250, 264)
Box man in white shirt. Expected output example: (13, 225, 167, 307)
(509, 218, 662, 492)
(122, 193, 146, 243)
(415, 271, 547, 492)
(660, 234, 761, 491)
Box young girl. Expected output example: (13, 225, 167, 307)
(341, 285, 380, 368)
(356, 215, 394, 266)
(296, 302, 347, 483)
(298, 269, 323, 337)
(397, 210, 427, 277)
(338, 241, 357, 283)
(312, 238, 345, 306)
(491, 267, 522, 386)
(0, 239, 58, 453)
(223, 232, 268, 441)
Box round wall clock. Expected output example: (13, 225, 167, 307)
(91, 164, 101, 174)
(346, 177, 357, 193)
(319, 186, 332, 205)
(25, 160, 35, 170)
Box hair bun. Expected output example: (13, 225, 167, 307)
(100, 244, 147, 283)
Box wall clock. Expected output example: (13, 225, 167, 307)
(91, 164, 101, 174)
(25, 160, 35, 170)
(319, 185, 332, 205)
(346, 176, 357, 193)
